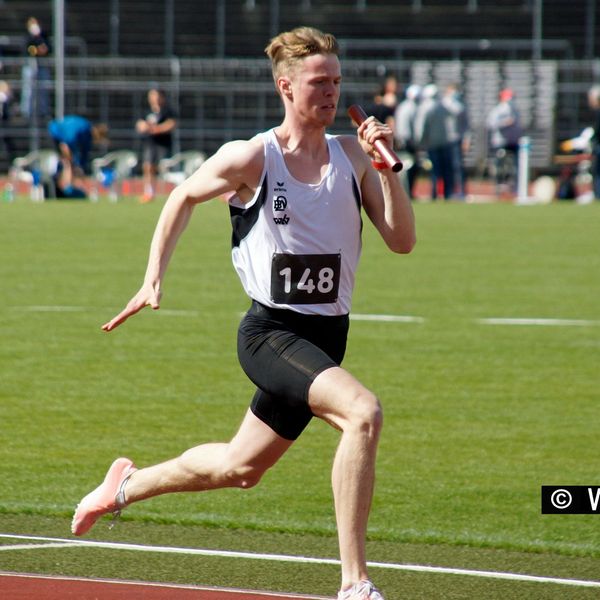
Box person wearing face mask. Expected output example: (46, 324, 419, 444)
(21, 16, 52, 118)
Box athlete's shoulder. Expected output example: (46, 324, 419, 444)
(207, 135, 266, 203)
(216, 135, 264, 168)
(333, 133, 361, 153)
(333, 134, 369, 176)
(206, 135, 265, 188)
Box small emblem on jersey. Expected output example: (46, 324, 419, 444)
(274, 181, 287, 192)
(273, 214, 289, 225)
(271, 253, 341, 304)
(273, 195, 287, 211)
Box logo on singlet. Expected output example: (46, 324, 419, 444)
(273, 214, 290, 225)
(273, 195, 289, 224)
(273, 195, 287, 211)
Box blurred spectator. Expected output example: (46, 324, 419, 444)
(556, 87, 600, 202)
(587, 84, 600, 199)
(49, 115, 108, 198)
(394, 83, 421, 198)
(486, 88, 523, 193)
(442, 83, 470, 199)
(0, 80, 16, 163)
(136, 88, 177, 203)
(366, 75, 398, 129)
(414, 84, 454, 200)
(21, 17, 51, 118)
(381, 75, 399, 112)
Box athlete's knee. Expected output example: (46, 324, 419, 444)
(223, 461, 267, 489)
(346, 389, 383, 438)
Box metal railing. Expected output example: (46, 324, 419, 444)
(1, 55, 599, 174)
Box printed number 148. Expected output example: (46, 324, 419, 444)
(279, 267, 335, 294)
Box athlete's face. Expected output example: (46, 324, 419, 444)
(283, 53, 341, 126)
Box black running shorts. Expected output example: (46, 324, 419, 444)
(237, 300, 350, 440)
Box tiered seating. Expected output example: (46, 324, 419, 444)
(0, 1, 594, 176)
(1, 1, 594, 59)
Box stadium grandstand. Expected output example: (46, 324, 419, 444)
(0, 0, 598, 180)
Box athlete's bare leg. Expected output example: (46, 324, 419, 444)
(122, 409, 293, 503)
(308, 366, 383, 590)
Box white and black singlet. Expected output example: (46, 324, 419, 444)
(230, 129, 363, 439)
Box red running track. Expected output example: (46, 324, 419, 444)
(0, 573, 332, 600)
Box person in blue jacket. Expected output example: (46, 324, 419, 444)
(48, 115, 107, 197)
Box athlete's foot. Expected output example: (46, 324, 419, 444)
(71, 457, 137, 536)
(337, 580, 385, 600)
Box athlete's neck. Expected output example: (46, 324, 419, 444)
(275, 121, 327, 155)
(274, 122, 329, 184)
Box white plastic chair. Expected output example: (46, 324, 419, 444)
(91, 150, 138, 201)
(11, 149, 60, 200)
(158, 151, 206, 186)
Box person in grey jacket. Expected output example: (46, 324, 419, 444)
(414, 84, 454, 200)
(442, 83, 470, 199)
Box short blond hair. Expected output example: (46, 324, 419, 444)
(265, 27, 339, 82)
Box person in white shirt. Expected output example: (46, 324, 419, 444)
(486, 88, 524, 193)
(394, 83, 421, 197)
(72, 27, 415, 600)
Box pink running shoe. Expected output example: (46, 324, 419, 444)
(71, 457, 137, 536)
(337, 580, 385, 600)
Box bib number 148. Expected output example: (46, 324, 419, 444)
(271, 253, 341, 304)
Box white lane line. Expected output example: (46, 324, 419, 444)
(9, 306, 600, 327)
(0, 542, 73, 551)
(8, 305, 200, 317)
(350, 314, 425, 323)
(479, 317, 600, 327)
(153, 309, 200, 317)
(369, 562, 600, 587)
(0, 534, 598, 588)
(11, 305, 424, 323)
(12, 305, 88, 312)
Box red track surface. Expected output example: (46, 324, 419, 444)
(0, 573, 331, 600)
(0, 174, 517, 201)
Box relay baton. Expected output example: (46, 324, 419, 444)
(347, 104, 403, 172)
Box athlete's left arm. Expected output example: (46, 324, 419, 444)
(339, 119, 416, 254)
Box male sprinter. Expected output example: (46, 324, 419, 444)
(72, 27, 415, 600)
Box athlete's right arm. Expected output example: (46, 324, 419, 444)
(102, 139, 264, 332)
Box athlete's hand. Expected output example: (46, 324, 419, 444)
(102, 282, 161, 332)
(356, 116, 394, 162)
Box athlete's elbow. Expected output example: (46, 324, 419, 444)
(388, 232, 416, 254)
(168, 182, 197, 209)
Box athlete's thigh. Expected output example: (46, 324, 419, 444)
(308, 366, 376, 431)
(226, 408, 294, 471)
(237, 314, 337, 405)
(250, 388, 314, 441)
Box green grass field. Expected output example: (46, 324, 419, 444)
(1, 196, 599, 599)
